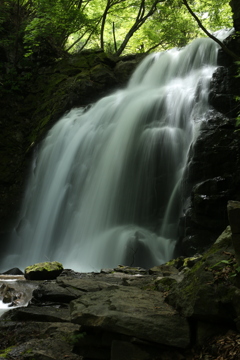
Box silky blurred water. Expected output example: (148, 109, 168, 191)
(1, 31, 232, 273)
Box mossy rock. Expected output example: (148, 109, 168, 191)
(0, 346, 15, 358)
(24, 261, 63, 280)
(155, 277, 177, 292)
(166, 226, 240, 323)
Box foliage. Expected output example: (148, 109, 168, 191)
(205, 252, 240, 283)
(23, 0, 89, 58)
(0, 346, 14, 358)
(0, 0, 234, 66)
(65, 331, 86, 345)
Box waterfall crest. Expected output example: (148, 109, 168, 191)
(2, 34, 229, 272)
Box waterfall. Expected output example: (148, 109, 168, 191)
(2, 32, 230, 272)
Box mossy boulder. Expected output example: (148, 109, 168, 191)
(24, 261, 63, 280)
(166, 226, 240, 325)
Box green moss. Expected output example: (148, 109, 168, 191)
(64, 331, 86, 345)
(25, 261, 63, 273)
(155, 277, 177, 292)
(20, 348, 34, 357)
(182, 274, 200, 299)
(165, 259, 176, 267)
(189, 258, 204, 273)
(142, 282, 158, 291)
(0, 346, 14, 358)
(183, 255, 202, 267)
(204, 226, 232, 256)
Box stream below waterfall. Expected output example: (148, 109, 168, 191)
(1, 30, 232, 273)
(0, 276, 37, 316)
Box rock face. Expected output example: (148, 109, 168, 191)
(1, 228, 240, 359)
(178, 39, 240, 257)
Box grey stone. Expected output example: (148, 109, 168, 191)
(57, 276, 119, 292)
(33, 281, 84, 303)
(2, 305, 71, 322)
(149, 265, 179, 276)
(70, 285, 190, 348)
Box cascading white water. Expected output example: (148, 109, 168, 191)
(2, 32, 231, 272)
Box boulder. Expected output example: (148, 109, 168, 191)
(166, 226, 240, 341)
(2, 268, 24, 275)
(24, 261, 63, 280)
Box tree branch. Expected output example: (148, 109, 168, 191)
(182, 0, 240, 61)
(115, 0, 164, 56)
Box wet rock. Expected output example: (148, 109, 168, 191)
(209, 67, 233, 115)
(32, 281, 84, 303)
(180, 109, 240, 256)
(114, 57, 144, 85)
(0, 280, 36, 307)
(113, 265, 148, 275)
(0, 283, 15, 303)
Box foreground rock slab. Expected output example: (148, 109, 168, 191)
(70, 285, 190, 348)
(1, 232, 240, 360)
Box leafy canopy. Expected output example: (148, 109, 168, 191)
(0, 0, 234, 64)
